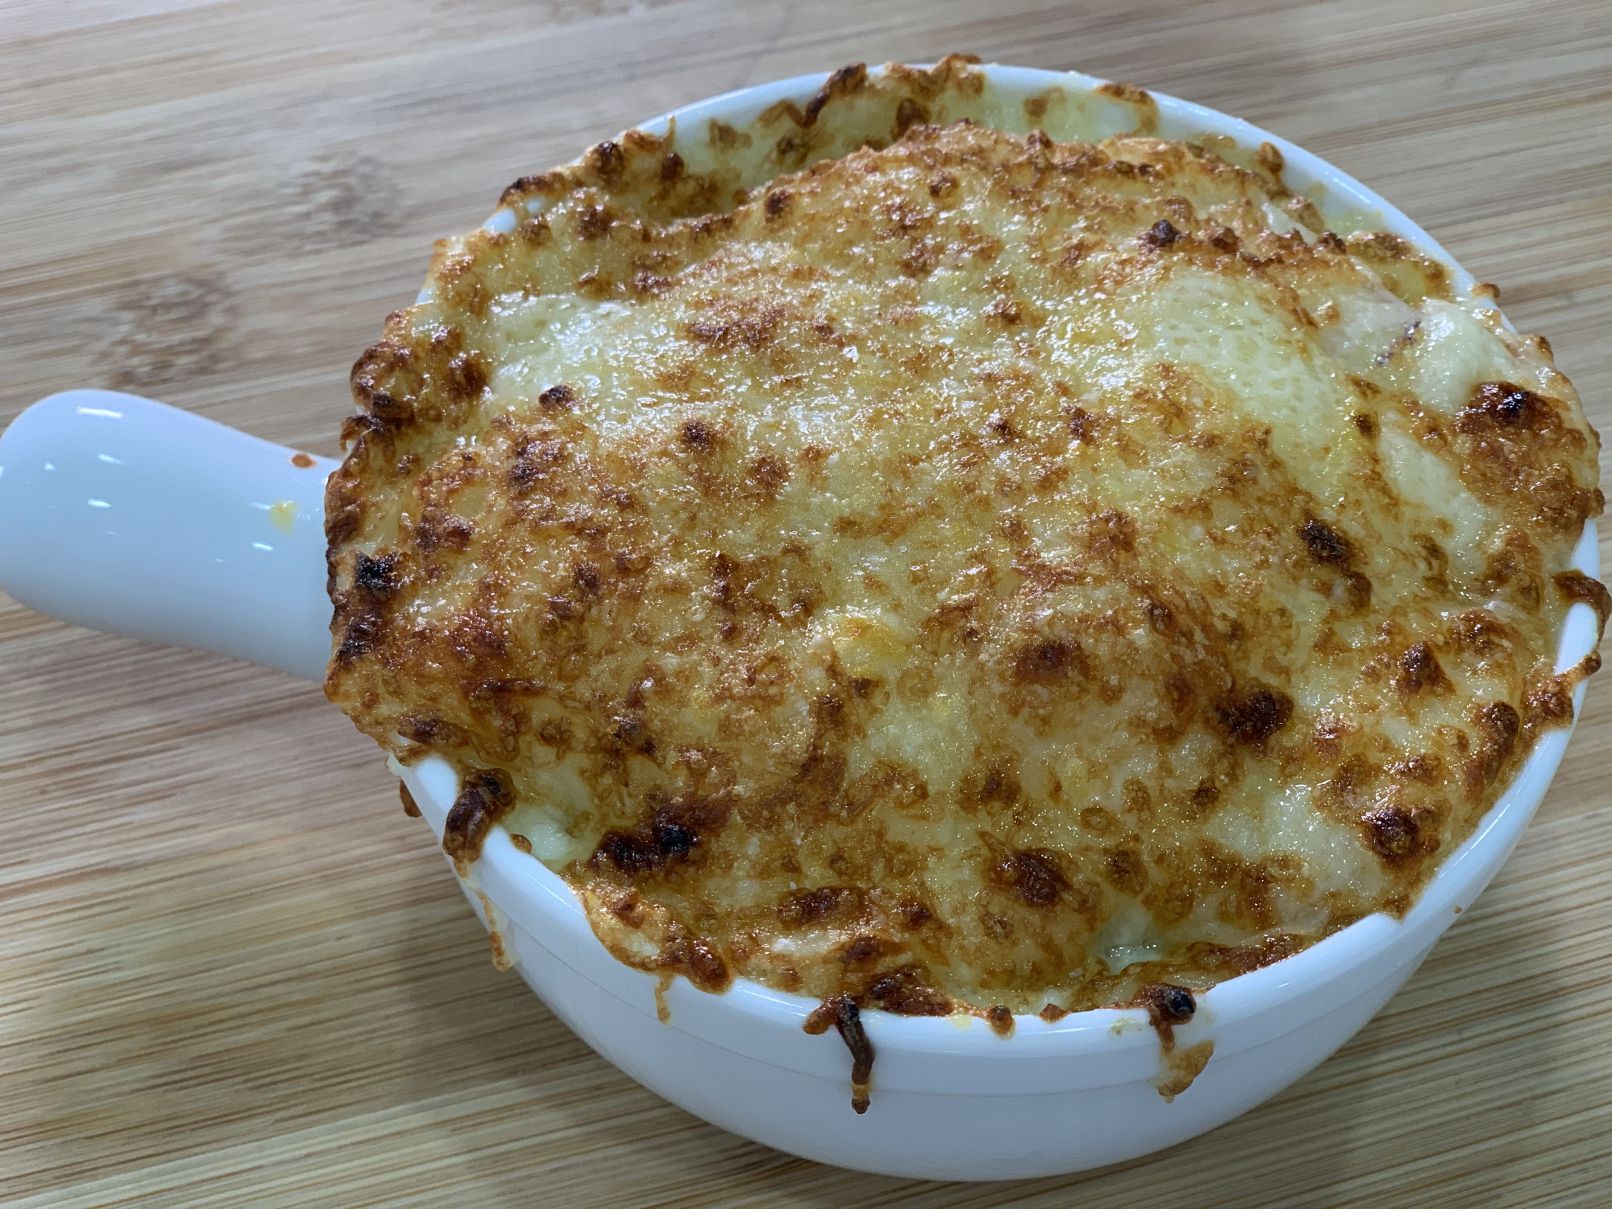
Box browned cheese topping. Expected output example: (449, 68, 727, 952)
(326, 59, 1606, 1017)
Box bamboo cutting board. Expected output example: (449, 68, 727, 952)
(2, 1, 1610, 1205)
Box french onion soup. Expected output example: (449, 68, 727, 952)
(326, 58, 1606, 1057)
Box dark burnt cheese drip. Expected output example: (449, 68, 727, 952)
(1129, 983, 1197, 1051)
(805, 995, 875, 1114)
(440, 769, 514, 872)
(1128, 983, 1215, 1101)
(981, 1004, 1015, 1037)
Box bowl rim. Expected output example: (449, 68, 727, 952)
(401, 60, 1603, 1068)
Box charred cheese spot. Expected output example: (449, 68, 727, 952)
(680, 418, 717, 451)
(1397, 642, 1451, 696)
(1140, 218, 1181, 248)
(353, 551, 400, 596)
(1300, 518, 1352, 564)
(326, 60, 1604, 1019)
(1362, 804, 1424, 863)
(538, 383, 576, 409)
(867, 965, 951, 1015)
(1214, 685, 1294, 747)
(990, 847, 1070, 907)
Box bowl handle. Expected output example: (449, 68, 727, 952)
(0, 390, 336, 681)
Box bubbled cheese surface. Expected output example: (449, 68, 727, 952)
(326, 64, 1603, 1015)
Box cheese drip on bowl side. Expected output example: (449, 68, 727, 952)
(325, 62, 1606, 1024)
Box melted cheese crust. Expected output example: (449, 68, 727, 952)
(326, 61, 1605, 1015)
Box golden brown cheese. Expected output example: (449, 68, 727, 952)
(326, 59, 1605, 1018)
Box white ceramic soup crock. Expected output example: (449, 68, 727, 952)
(0, 63, 1599, 1182)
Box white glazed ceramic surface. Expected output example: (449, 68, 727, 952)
(0, 391, 335, 680)
(0, 64, 1600, 1182)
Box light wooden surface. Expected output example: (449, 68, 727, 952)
(2, 1, 1609, 1204)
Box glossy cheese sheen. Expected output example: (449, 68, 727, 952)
(326, 65, 1604, 1016)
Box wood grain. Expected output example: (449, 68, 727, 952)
(2, 1, 1609, 1205)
